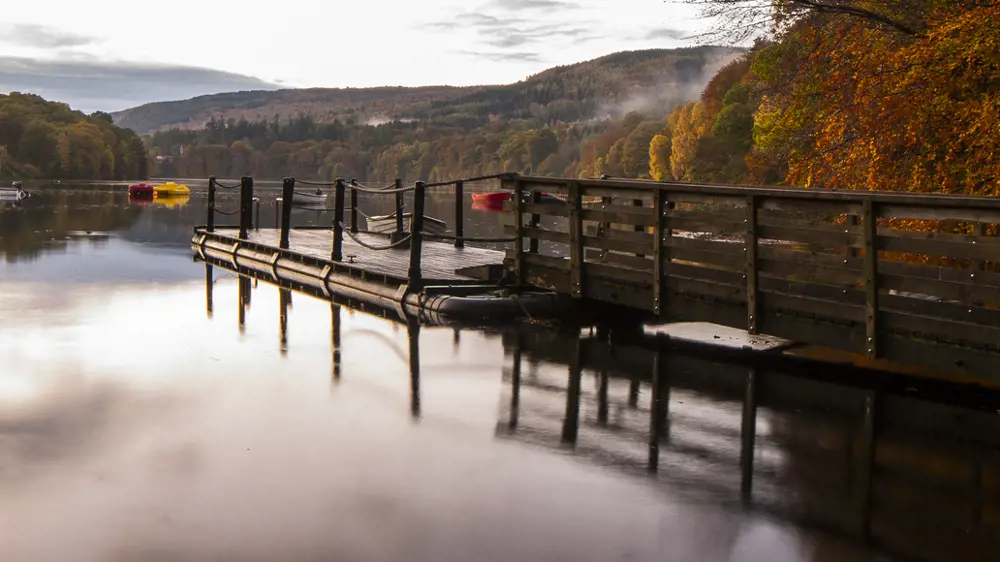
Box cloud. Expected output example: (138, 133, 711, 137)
(0, 24, 98, 49)
(487, 0, 580, 9)
(0, 57, 279, 113)
(457, 51, 544, 63)
(645, 28, 690, 41)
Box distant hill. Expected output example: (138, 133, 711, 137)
(113, 47, 742, 135)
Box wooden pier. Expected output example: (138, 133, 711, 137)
(192, 173, 1000, 382)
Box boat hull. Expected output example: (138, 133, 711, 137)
(366, 213, 449, 236)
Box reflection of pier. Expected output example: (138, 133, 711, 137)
(499, 328, 1000, 562)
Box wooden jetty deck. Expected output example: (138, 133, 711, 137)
(192, 174, 1000, 383)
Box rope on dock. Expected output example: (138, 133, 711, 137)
(421, 232, 517, 243)
(213, 206, 241, 216)
(339, 222, 413, 250)
(351, 179, 396, 191)
(423, 172, 516, 189)
(349, 183, 415, 194)
(214, 180, 242, 189)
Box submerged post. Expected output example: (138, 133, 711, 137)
(332, 178, 346, 261)
(207, 177, 216, 232)
(394, 179, 405, 234)
(454, 180, 464, 248)
(280, 177, 295, 249)
(407, 181, 426, 290)
(349, 180, 359, 233)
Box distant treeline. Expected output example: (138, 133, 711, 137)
(0, 93, 149, 180)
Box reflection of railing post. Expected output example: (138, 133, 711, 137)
(408, 181, 426, 291)
(237, 275, 250, 333)
(648, 345, 669, 473)
(279, 288, 290, 355)
(854, 391, 877, 542)
(205, 264, 214, 318)
(509, 331, 522, 430)
(331, 303, 341, 382)
(332, 178, 346, 261)
(407, 316, 421, 419)
(280, 177, 295, 249)
(561, 336, 582, 446)
(207, 177, 216, 232)
(454, 180, 464, 248)
(740, 366, 758, 503)
(394, 179, 404, 234)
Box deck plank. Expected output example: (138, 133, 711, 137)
(215, 228, 504, 283)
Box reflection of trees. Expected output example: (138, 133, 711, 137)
(0, 189, 142, 262)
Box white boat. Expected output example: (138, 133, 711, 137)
(366, 212, 449, 236)
(291, 189, 328, 206)
(0, 181, 28, 201)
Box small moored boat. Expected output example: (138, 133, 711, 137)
(291, 188, 328, 206)
(0, 181, 28, 201)
(128, 182, 155, 199)
(366, 212, 449, 236)
(154, 182, 190, 197)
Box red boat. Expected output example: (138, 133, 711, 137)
(471, 191, 513, 204)
(128, 182, 155, 199)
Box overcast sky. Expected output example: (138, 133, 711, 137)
(0, 0, 709, 113)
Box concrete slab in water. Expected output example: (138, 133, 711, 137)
(644, 322, 796, 352)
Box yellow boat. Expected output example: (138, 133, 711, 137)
(153, 195, 190, 208)
(153, 182, 190, 197)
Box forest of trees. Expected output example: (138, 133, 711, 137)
(0, 93, 149, 180)
(148, 0, 997, 200)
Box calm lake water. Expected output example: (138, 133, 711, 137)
(1, 183, 998, 562)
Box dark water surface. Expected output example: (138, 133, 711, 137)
(1, 183, 998, 562)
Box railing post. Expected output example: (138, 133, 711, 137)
(239, 176, 253, 239)
(512, 178, 525, 282)
(652, 188, 665, 316)
(280, 177, 295, 249)
(207, 176, 216, 232)
(407, 181, 426, 290)
(568, 181, 583, 298)
(253, 197, 260, 231)
(454, 180, 464, 248)
(863, 199, 880, 358)
(349, 179, 359, 233)
(746, 195, 759, 334)
(394, 179, 405, 234)
(332, 178, 346, 262)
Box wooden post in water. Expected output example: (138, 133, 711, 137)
(454, 180, 464, 248)
(280, 177, 295, 249)
(394, 179, 404, 234)
(205, 264, 214, 318)
(207, 177, 216, 232)
(349, 180, 359, 233)
(407, 316, 421, 419)
(648, 346, 669, 473)
(407, 181, 426, 291)
(332, 178, 346, 261)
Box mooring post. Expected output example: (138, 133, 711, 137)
(207, 176, 216, 232)
(407, 181, 426, 291)
(238, 176, 253, 239)
(454, 180, 464, 248)
(349, 179, 359, 233)
(394, 179, 405, 234)
(280, 177, 295, 249)
(330, 178, 346, 261)
(253, 197, 260, 231)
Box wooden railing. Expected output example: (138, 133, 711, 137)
(503, 175, 1000, 372)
